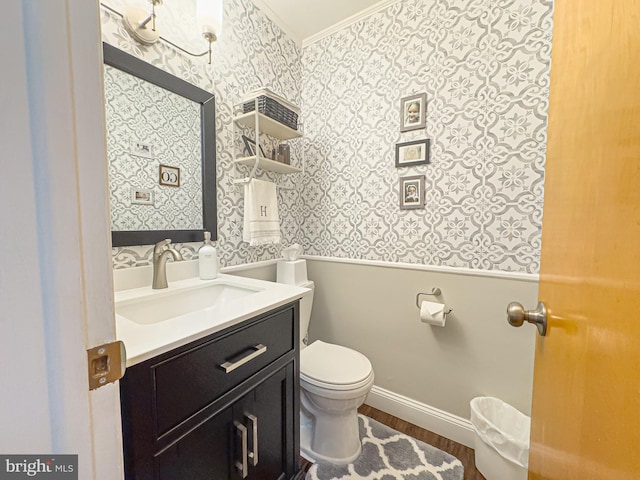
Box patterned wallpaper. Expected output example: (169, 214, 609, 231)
(104, 65, 203, 232)
(103, 0, 553, 274)
(300, 0, 553, 273)
(101, 0, 304, 268)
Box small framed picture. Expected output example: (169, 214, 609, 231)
(242, 135, 267, 158)
(131, 188, 153, 205)
(130, 140, 154, 158)
(159, 164, 180, 187)
(400, 93, 427, 132)
(399, 175, 425, 210)
(396, 139, 431, 167)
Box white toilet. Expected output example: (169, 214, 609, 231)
(277, 257, 374, 464)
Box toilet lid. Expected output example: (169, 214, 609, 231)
(300, 341, 372, 388)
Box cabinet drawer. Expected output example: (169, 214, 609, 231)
(151, 307, 294, 437)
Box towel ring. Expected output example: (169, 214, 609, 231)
(232, 176, 295, 190)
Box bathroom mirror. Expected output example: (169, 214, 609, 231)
(102, 42, 216, 247)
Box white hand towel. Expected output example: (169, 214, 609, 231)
(243, 179, 281, 246)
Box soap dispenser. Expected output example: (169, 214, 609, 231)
(198, 231, 218, 280)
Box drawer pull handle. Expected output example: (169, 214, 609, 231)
(234, 421, 248, 478)
(221, 344, 267, 373)
(246, 414, 258, 466)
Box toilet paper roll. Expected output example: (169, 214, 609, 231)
(420, 300, 446, 327)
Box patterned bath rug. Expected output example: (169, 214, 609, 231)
(306, 415, 464, 480)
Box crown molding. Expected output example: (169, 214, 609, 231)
(301, 0, 402, 48)
(250, 0, 303, 47)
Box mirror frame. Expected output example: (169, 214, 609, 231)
(103, 42, 216, 247)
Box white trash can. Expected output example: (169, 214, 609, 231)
(470, 397, 530, 480)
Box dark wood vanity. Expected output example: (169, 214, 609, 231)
(119, 302, 300, 479)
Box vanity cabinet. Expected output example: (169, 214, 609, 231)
(119, 302, 300, 480)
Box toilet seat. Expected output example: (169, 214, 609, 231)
(301, 340, 373, 391)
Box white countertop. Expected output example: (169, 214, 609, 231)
(115, 274, 308, 367)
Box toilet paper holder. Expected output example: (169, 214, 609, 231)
(416, 288, 453, 315)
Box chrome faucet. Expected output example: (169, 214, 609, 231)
(152, 239, 183, 289)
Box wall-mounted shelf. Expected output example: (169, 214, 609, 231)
(232, 96, 304, 189)
(234, 112, 302, 140)
(234, 156, 302, 174)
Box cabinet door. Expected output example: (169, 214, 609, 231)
(155, 406, 232, 480)
(234, 363, 297, 480)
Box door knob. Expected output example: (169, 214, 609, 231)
(507, 301, 547, 336)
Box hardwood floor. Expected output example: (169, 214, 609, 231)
(292, 404, 486, 480)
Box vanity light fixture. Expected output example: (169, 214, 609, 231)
(122, 0, 163, 46)
(109, 0, 224, 64)
(197, 0, 224, 64)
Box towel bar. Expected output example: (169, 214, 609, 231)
(232, 177, 294, 190)
(232, 154, 296, 190)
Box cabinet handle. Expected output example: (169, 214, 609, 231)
(246, 414, 258, 466)
(234, 421, 248, 479)
(220, 344, 267, 373)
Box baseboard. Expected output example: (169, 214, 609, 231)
(365, 386, 475, 448)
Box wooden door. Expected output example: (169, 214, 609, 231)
(528, 1, 640, 479)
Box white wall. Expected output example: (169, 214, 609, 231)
(300, 0, 553, 274)
(222, 256, 538, 444)
(3, 0, 123, 476)
(305, 258, 537, 418)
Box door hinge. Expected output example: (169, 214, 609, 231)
(87, 341, 126, 390)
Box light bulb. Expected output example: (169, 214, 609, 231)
(197, 0, 223, 37)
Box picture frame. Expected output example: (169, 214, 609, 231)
(130, 188, 154, 205)
(400, 93, 427, 132)
(159, 164, 180, 187)
(242, 135, 267, 158)
(395, 139, 431, 167)
(399, 175, 425, 210)
(130, 140, 154, 158)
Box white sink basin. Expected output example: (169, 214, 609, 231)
(116, 281, 261, 325)
(114, 274, 309, 366)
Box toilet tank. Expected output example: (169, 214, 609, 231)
(276, 259, 314, 348)
(298, 281, 314, 347)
